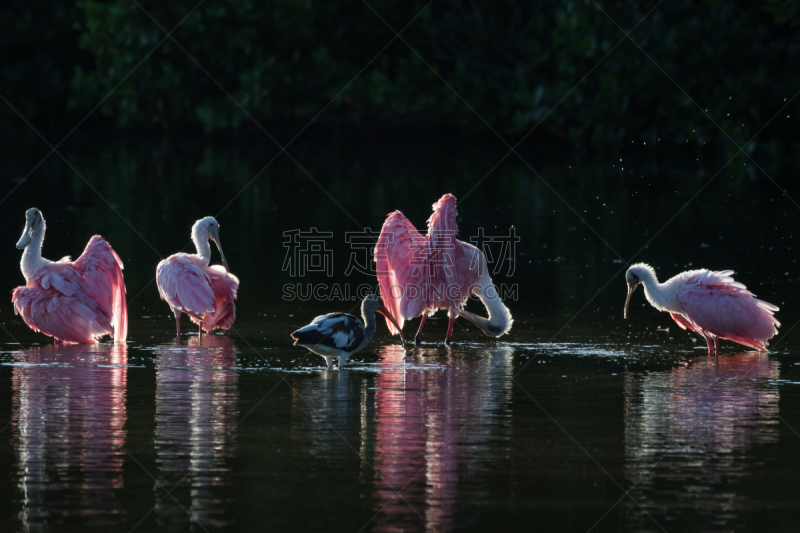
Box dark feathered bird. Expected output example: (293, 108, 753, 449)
(291, 294, 405, 369)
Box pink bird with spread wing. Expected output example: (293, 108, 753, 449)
(156, 217, 239, 336)
(375, 193, 513, 345)
(12, 208, 128, 344)
(624, 263, 780, 355)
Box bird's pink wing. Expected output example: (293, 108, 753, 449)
(12, 265, 112, 344)
(427, 194, 458, 235)
(678, 271, 780, 350)
(196, 265, 239, 331)
(670, 312, 697, 332)
(375, 210, 428, 334)
(156, 254, 216, 320)
(427, 194, 460, 311)
(73, 235, 128, 342)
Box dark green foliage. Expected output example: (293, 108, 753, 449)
(5, 1, 800, 148)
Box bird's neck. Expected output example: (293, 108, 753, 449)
(641, 274, 681, 313)
(192, 232, 211, 264)
(360, 307, 378, 350)
(461, 272, 513, 336)
(20, 230, 47, 282)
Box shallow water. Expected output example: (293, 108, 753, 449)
(3, 339, 800, 532)
(1, 137, 800, 531)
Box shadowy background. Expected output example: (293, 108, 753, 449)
(3, 1, 800, 149)
(1, 0, 799, 336)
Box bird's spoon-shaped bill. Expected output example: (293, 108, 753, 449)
(376, 302, 406, 348)
(16, 210, 39, 249)
(624, 279, 639, 319)
(210, 230, 230, 273)
(16, 230, 31, 249)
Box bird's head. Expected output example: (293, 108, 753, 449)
(192, 216, 229, 272)
(363, 294, 406, 347)
(624, 263, 656, 318)
(16, 208, 44, 249)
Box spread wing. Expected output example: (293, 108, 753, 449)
(375, 211, 428, 334)
(156, 254, 215, 319)
(12, 264, 112, 344)
(427, 194, 461, 311)
(73, 235, 128, 342)
(678, 270, 780, 350)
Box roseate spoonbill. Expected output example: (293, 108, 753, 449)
(624, 263, 780, 355)
(291, 294, 406, 370)
(156, 217, 239, 336)
(11, 208, 128, 344)
(375, 193, 513, 345)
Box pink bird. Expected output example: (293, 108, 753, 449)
(12, 208, 128, 344)
(156, 217, 239, 336)
(375, 193, 513, 345)
(624, 263, 780, 355)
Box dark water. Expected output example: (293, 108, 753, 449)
(1, 136, 800, 531)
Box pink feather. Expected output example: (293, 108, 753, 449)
(156, 254, 239, 332)
(375, 211, 428, 334)
(12, 236, 127, 344)
(672, 270, 780, 350)
(427, 194, 460, 312)
(200, 265, 239, 331)
(74, 236, 128, 342)
(375, 194, 488, 335)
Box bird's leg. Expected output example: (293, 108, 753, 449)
(339, 355, 346, 370)
(325, 357, 333, 370)
(705, 335, 714, 356)
(445, 313, 455, 346)
(198, 321, 203, 338)
(415, 315, 428, 346)
(714, 337, 719, 356)
(174, 310, 181, 337)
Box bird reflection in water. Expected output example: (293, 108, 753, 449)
(623, 352, 780, 529)
(371, 344, 514, 532)
(289, 359, 371, 459)
(154, 334, 239, 530)
(10, 342, 128, 529)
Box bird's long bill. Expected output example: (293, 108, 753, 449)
(210, 231, 230, 272)
(624, 280, 638, 319)
(460, 309, 510, 337)
(459, 309, 491, 336)
(16, 219, 32, 249)
(377, 304, 406, 347)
